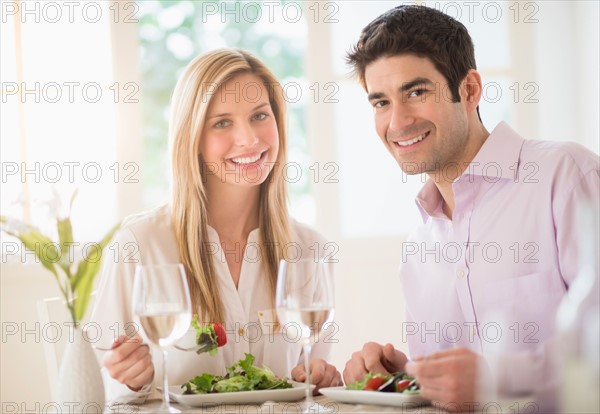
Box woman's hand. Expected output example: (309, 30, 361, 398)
(103, 334, 154, 391)
(292, 358, 343, 393)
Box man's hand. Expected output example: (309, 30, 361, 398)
(103, 334, 154, 391)
(406, 347, 490, 412)
(343, 342, 408, 384)
(292, 359, 342, 393)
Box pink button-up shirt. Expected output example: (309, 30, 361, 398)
(400, 122, 599, 394)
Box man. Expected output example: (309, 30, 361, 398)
(342, 5, 599, 411)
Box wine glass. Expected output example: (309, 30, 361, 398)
(276, 258, 335, 413)
(132, 264, 192, 414)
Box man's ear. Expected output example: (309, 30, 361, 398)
(461, 69, 483, 112)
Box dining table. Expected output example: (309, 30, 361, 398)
(105, 394, 538, 413)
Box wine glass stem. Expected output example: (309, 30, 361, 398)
(303, 342, 313, 404)
(161, 349, 170, 411)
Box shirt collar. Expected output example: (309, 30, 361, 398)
(464, 121, 525, 181)
(415, 180, 446, 223)
(414, 122, 525, 223)
(206, 225, 260, 243)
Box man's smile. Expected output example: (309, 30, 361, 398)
(391, 131, 430, 149)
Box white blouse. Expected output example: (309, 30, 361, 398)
(90, 205, 333, 404)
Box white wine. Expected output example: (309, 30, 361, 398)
(280, 308, 334, 341)
(138, 312, 191, 348)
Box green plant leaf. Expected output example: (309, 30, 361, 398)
(57, 218, 73, 253)
(73, 254, 103, 322)
(71, 222, 120, 291)
(1, 220, 70, 303)
(72, 222, 120, 321)
(57, 217, 74, 276)
(22, 232, 61, 266)
(2, 225, 61, 276)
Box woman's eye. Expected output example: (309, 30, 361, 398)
(214, 119, 230, 128)
(252, 112, 268, 121)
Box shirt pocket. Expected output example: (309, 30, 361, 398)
(481, 269, 566, 346)
(257, 308, 302, 377)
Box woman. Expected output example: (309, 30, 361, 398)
(91, 48, 341, 404)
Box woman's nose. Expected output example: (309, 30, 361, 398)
(234, 123, 259, 147)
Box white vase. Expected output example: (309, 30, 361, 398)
(57, 328, 105, 413)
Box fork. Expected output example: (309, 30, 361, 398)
(95, 340, 210, 353)
(173, 343, 213, 354)
(377, 372, 406, 392)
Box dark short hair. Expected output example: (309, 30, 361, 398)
(347, 5, 476, 103)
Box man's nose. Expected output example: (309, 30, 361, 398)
(389, 103, 415, 133)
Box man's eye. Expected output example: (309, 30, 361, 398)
(409, 89, 426, 98)
(373, 100, 388, 108)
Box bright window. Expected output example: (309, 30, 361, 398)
(1, 1, 119, 242)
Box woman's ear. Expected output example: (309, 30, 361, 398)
(461, 69, 483, 113)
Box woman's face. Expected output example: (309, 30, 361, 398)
(199, 73, 280, 189)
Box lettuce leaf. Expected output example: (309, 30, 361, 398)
(191, 315, 219, 355)
(181, 353, 292, 394)
(182, 373, 222, 394)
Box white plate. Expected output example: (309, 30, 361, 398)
(319, 387, 429, 408)
(167, 381, 313, 406)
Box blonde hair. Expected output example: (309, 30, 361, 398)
(169, 48, 291, 323)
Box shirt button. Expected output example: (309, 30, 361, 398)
(457, 270, 465, 278)
(238, 328, 245, 337)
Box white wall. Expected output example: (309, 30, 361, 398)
(0, 261, 63, 409)
(535, 1, 600, 151)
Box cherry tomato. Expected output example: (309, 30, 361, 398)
(212, 323, 227, 347)
(396, 379, 411, 393)
(364, 377, 386, 391)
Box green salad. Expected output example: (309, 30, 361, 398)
(181, 353, 293, 394)
(347, 372, 420, 394)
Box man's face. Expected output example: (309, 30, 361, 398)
(365, 54, 473, 176)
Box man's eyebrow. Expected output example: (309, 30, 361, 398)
(400, 78, 435, 92)
(208, 102, 270, 119)
(367, 92, 385, 101)
(368, 77, 435, 101)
